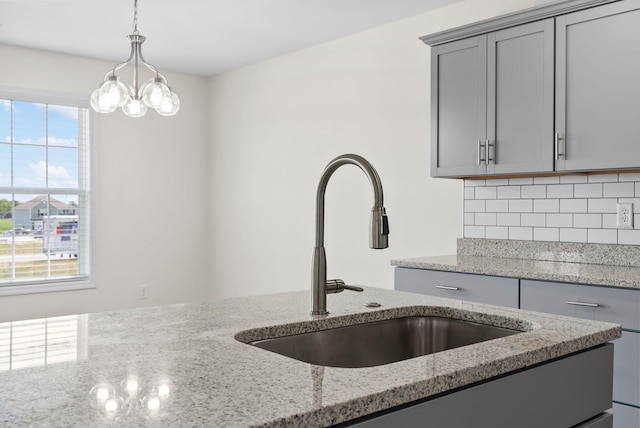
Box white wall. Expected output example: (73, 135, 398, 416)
(207, 0, 541, 300)
(0, 45, 210, 322)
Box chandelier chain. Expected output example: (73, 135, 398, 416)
(132, 0, 139, 34)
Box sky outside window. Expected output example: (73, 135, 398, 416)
(0, 100, 80, 198)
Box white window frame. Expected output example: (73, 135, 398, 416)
(0, 86, 95, 296)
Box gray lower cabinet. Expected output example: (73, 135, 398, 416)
(521, 279, 640, 428)
(341, 344, 613, 428)
(430, 19, 554, 178)
(556, 0, 640, 172)
(394, 268, 519, 308)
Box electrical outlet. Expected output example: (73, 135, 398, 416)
(617, 203, 633, 229)
(139, 284, 148, 300)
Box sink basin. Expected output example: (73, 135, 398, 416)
(248, 316, 522, 368)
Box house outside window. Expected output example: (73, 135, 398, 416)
(0, 89, 92, 295)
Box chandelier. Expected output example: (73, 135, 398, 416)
(90, 0, 180, 117)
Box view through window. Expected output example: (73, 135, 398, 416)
(0, 94, 91, 291)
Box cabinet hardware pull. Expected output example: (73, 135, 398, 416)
(555, 133, 564, 160)
(566, 301, 599, 308)
(486, 140, 494, 165)
(436, 285, 460, 291)
(477, 140, 486, 165)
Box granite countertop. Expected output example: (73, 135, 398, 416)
(391, 254, 640, 289)
(0, 287, 620, 427)
(390, 238, 640, 289)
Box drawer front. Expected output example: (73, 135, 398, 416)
(613, 332, 640, 407)
(395, 268, 519, 308)
(521, 280, 640, 330)
(611, 403, 640, 428)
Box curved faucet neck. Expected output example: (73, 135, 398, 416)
(314, 154, 385, 248)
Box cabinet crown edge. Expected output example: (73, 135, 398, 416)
(420, 0, 620, 46)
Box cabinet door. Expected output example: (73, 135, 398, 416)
(556, 0, 640, 171)
(395, 268, 519, 308)
(612, 403, 640, 428)
(520, 279, 640, 330)
(431, 36, 487, 177)
(486, 19, 554, 175)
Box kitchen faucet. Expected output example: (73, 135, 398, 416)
(311, 154, 389, 315)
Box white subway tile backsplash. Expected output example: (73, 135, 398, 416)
(560, 175, 588, 184)
(603, 182, 635, 198)
(486, 200, 509, 212)
(508, 177, 533, 185)
(464, 187, 475, 200)
(574, 183, 603, 198)
(509, 199, 533, 213)
(497, 213, 521, 226)
(464, 213, 475, 225)
(619, 173, 640, 182)
(602, 214, 617, 229)
(462, 173, 640, 246)
(533, 176, 560, 185)
(587, 198, 617, 214)
(521, 185, 547, 199)
(588, 229, 617, 244)
(475, 213, 497, 226)
(521, 213, 546, 227)
(534, 227, 559, 242)
(618, 229, 640, 245)
(560, 199, 587, 213)
(560, 228, 587, 243)
(533, 199, 559, 213)
(464, 225, 485, 239)
(475, 186, 497, 200)
(547, 184, 574, 199)
(485, 179, 509, 186)
(588, 174, 618, 183)
(509, 227, 533, 241)
(546, 213, 573, 228)
(465, 200, 486, 213)
(497, 186, 521, 199)
(486, 226, 508, 240)
(574, 213, 602, 229)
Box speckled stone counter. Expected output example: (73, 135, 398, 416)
(391, 238, 640, 289)
(0, 288, 620, 427)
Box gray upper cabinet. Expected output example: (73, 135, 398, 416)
(486, 20, 555, 175)
(556, 0, 640, 171)
(431, 36, 487, 177)
(430, 20, 554, 177)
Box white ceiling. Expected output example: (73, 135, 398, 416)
(0, 0, 464, 76)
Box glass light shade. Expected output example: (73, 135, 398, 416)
(122, 97, 148, 117)
(99, 76, 128, 108)
(90, 88, 118, 113)
(156, 92, 180, 116)
(142, 78, 171, 108)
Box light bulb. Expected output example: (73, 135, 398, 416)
(147, 397, 160, 411)
(142, 77, 170, 108)
(99, 76, 128, 108)
(96, 387, 110, 401)
(126, 379, 139, 397)
(122, 97, 148, 117)
(104, 399, 119, 413)
(157, 383, 170, 397)
(156, 91, 180, 116)
(90, 88, 117, 113)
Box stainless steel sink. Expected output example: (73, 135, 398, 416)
(249, 316, 522, 368)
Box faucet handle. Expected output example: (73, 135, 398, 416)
(326, 279, 364, 294)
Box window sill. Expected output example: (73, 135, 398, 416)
(0, 278, 95, 297)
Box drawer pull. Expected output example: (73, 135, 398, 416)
(566, 301, 600, 308)
(436, 285, 460, 291)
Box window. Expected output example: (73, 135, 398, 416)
(0, 89, 92, 295)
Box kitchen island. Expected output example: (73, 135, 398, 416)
(0, 287, 620, 427)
